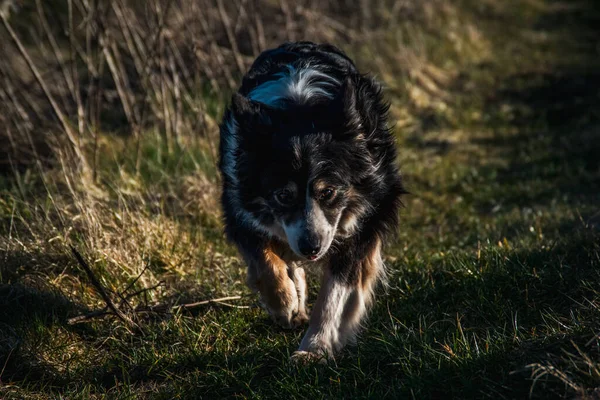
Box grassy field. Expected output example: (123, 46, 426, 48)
(1, 0, 600, 398)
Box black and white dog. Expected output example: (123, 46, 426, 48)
(219, 42, 404, 359)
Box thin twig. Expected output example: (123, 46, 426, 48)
(67, 295, 250, 325)
(211, 301, 251, 309)
(121, 261, 152, 296)
(171, 296, 246, 310)
(70, 246, 137, 328)
(136, 295, 247, 312)
(67, 307, 109, 324)
(118, 282, 164, 309)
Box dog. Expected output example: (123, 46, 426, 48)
(219, 42, 404, 360)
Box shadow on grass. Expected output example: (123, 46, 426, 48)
(361, 227, 600, 398)
(470, 0, 600, 216)
(471, 70, 600, 213)
(0, 281, 84, 386)
(389, 226, 599, 329)
(4, 228, 591, 398)
(0, 249, 258, 395)
(0, 225, 597, 397)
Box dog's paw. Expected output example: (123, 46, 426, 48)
(273, 314, 295, 329)
(273, 310, 308, 330)
(290, 350, 326, 365)
(291, 311, 309, 328)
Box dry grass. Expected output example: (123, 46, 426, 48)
(1, 0, 600, 398)
(0, 0, 472, 313)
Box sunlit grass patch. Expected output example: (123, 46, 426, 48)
(1, 0, 600, 398)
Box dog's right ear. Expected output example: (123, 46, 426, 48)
(230, 93, 273, 133)
(231, 92, 257, 114)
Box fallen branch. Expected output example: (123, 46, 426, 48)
(70, 246, 138, 329)
(171, 295, 247, 310)
(68, 245, 250, 326)
(68, 294, 250, 325)
(67, 308, 109, 325)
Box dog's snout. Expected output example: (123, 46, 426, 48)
(298, 235, 321, 258)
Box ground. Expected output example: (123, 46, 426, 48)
(1, 0, 599, 398)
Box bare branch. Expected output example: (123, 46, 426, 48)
(70, 246, 138, 329)
(68, 294, 250, 325)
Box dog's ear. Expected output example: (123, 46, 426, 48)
(330, 76, 387, 140)
(328, 77, 363, 136)
(230, 93, 274, 133)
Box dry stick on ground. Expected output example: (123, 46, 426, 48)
(167, 296, 248, 311)
(70, 246, 138, 329)
(67, 251, 249, 325)
(67, 295, 249, 325)
(67, 308, 110, 325)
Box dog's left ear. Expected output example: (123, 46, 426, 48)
(330, 76, 386, 140)
(327, 77, 361, 135)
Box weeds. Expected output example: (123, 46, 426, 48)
(1, 0, 599, 398)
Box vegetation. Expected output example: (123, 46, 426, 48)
(1, 0, 599, 398)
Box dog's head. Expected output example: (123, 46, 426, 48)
(223, 78, 382, 261)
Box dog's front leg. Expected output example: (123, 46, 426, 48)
(291, 267, 310, 326)
(245, 244, 307, 329)
(295, 237, 383, 360)
(295, 270, 352, 358)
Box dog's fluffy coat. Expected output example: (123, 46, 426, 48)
(219, 42, 404, 358)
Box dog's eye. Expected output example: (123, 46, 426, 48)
(319, 188, 336, 201)
(274, 189, 294, 205)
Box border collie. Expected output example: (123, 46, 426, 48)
(219, 42, 404, 360)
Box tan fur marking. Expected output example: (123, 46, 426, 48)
(346, 186, 358, 198)
(256, 244, 297, 319)
(361, 237, 382, 292)
(337, 209, 358, 236)
(339, 237, 382, 343)
(312, 180, 329, 192)
(337, 188, 364, 237)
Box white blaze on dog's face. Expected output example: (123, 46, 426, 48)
(281, 191, 339, 261)
(272, 180, 344, 261)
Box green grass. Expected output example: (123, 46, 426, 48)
(1, 0, 600, 398)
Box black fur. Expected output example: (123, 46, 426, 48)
(219, 41, 405, 283)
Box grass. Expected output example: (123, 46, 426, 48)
(1, 0, 600, 398)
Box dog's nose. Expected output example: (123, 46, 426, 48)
(298, 236, 321, 258)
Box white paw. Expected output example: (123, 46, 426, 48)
(290, 350, 327, 365)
